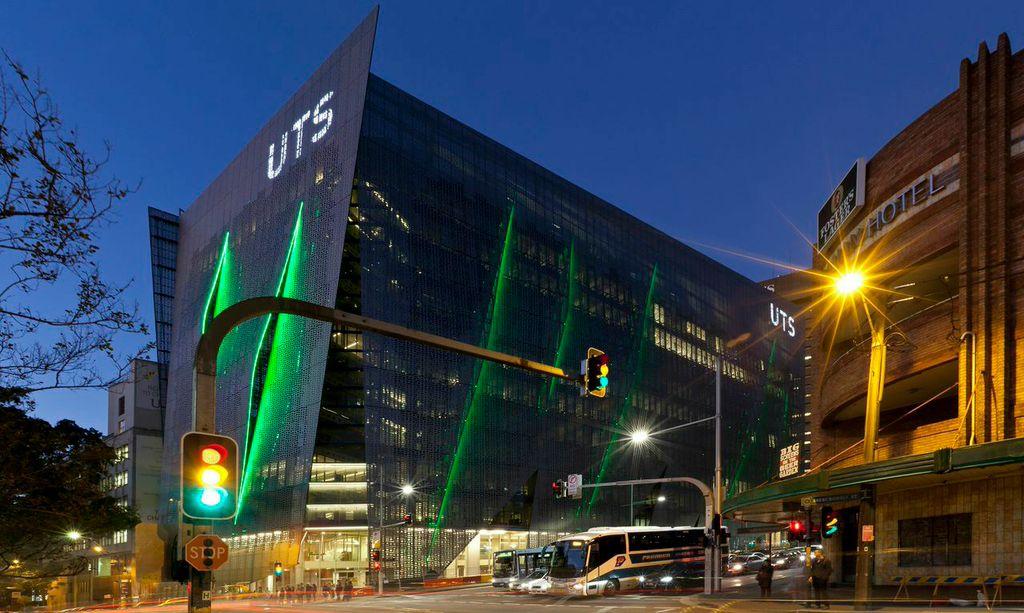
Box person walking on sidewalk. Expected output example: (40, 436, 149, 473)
(809, 550, 833, 609)
(756, 559, 775, 598)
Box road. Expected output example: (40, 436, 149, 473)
(92, 569, 829, 613)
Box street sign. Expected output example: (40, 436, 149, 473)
(814, 493, 861, 504)
(861, 524, 875, 543)
(566, 474, 583, 499)
(185, 534, 229, 571)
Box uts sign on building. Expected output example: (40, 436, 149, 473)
(817, 159, 865, 248)
(266, 92, 335, 179)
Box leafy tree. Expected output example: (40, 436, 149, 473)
(0, 51, 148, 399)
(0, 400, 139, 579)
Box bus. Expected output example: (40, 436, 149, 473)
(491, 546, 553, 589)
(545, 526, 707, 596)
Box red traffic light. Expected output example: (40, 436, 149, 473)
(789, 520, 804, 533)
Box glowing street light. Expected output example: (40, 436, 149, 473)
(834, 270, 865, 296)
(400, 484, 415, 496)
(66, 530, 82, 542)
(629, 430, 650, 445)
(657, 495, 666, 502)
(92, 545, 103, 553)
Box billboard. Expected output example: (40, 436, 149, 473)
(816, 159, 865, 249)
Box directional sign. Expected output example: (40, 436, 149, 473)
(185, 534, 229, 571)
(566, 474, 583, 499)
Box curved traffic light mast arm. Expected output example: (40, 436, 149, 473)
(193, 296, 582, 432)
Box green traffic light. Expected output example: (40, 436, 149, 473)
(599, 376, 609, 388)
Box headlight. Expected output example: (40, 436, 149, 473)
(731, 564, 743, 571)
(660, 576, 673, 583)
(637, 576, 645, 582)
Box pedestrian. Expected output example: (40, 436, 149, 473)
(756, 559, 774, 598)
(809, 550, 833, 609)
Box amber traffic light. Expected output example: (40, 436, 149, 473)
(181, 431, 238, 520)
(581, 348, 609, 397)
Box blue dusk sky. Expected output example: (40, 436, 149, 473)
(3, 1, 1022, 429)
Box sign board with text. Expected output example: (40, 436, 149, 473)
(566, 474, 583, 499)
(185, 534, 229, 571)
(817, 159, 866, 248)
(779, 442, 802, 479)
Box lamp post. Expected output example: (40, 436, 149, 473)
(830, 270, 885, 609)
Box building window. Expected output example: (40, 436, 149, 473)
(118, 419, 126, 433)
(898, 513, 971, 567)
(112, 530, 128, 545)
(113, 471, 128, 488)
(118, 396, 125, 415)
(114, 445, 129, 463)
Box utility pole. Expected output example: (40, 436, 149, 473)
(713, 354, 723, 593)
(854, 322, 886, 609)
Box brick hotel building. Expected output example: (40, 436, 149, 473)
(732, 33, 1024, 590)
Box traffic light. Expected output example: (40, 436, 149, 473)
(822, 506, 839, 539)
(552, 479, 567, 499)
(402, 513, 413, 525)
(580, 348, 610, 397)
(274, 562, 283, 577)
(787, 519, 806, 542)
(181, 431, 238, 520)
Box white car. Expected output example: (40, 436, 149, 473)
(516, 570, 551, 594)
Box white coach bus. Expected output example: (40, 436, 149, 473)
(545, 526, 707, 596)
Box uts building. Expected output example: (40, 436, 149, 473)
(155, 10, 802, 589)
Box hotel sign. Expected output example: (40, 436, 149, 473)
(828, 155, 960, 256)
(779, 442, 801, 479)
(817, 159, 866, 248)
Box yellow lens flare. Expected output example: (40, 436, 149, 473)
(199, 465, 228, 486)
(833, 271, 864, 296)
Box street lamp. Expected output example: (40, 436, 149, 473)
(400, 484, 415, 496)
(66, 530, 82, 542)
(629, 429, 650, 445)
(826, 267, 885, 610)
(656, 495, 666, 502)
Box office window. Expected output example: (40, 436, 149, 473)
(898, 513, 971, 567)
(118, 419, 126, 433)
(118, 396, 125, 415)
(114, 445, 129, 463)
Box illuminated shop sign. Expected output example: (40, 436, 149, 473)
(817, 159, 866, 248)
(769, 302, 796, 338)
(266, 91, 335, 179)
(830, 155, 960, 256)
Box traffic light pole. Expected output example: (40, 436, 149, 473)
(190, 296, 592, 606)
(193, 297, 583, 432)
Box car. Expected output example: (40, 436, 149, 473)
(639, 563, 701, 591)
(725, 552, 766, 575)
(513, 570, 548, 593)
(771, 549, 800, 569)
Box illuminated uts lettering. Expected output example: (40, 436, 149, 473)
(770, 303, 796, 337)
(266, 91, 334, 179)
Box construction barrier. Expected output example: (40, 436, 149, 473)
(892, 575, 1000, 609)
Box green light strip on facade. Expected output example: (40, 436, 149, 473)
(236, 202, 304, 523)
(538, 241, 578, 413)
(429, 208, 516, 560)
(726, 339, 777, 499)
(583, 264, 658, 517)
(200, 232, 231, 334)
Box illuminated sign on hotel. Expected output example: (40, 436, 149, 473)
(267, 91, 335, 179)
(817, 159, 866, 248)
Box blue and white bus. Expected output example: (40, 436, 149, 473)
(546, 526, 706, 596)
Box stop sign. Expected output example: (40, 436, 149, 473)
(185, 534, 229, 571)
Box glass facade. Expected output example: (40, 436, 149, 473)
(157, 9, 801, 587)
(147, 207, 179, 410)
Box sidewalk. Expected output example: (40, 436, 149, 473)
(691, 572, 1023, 611)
